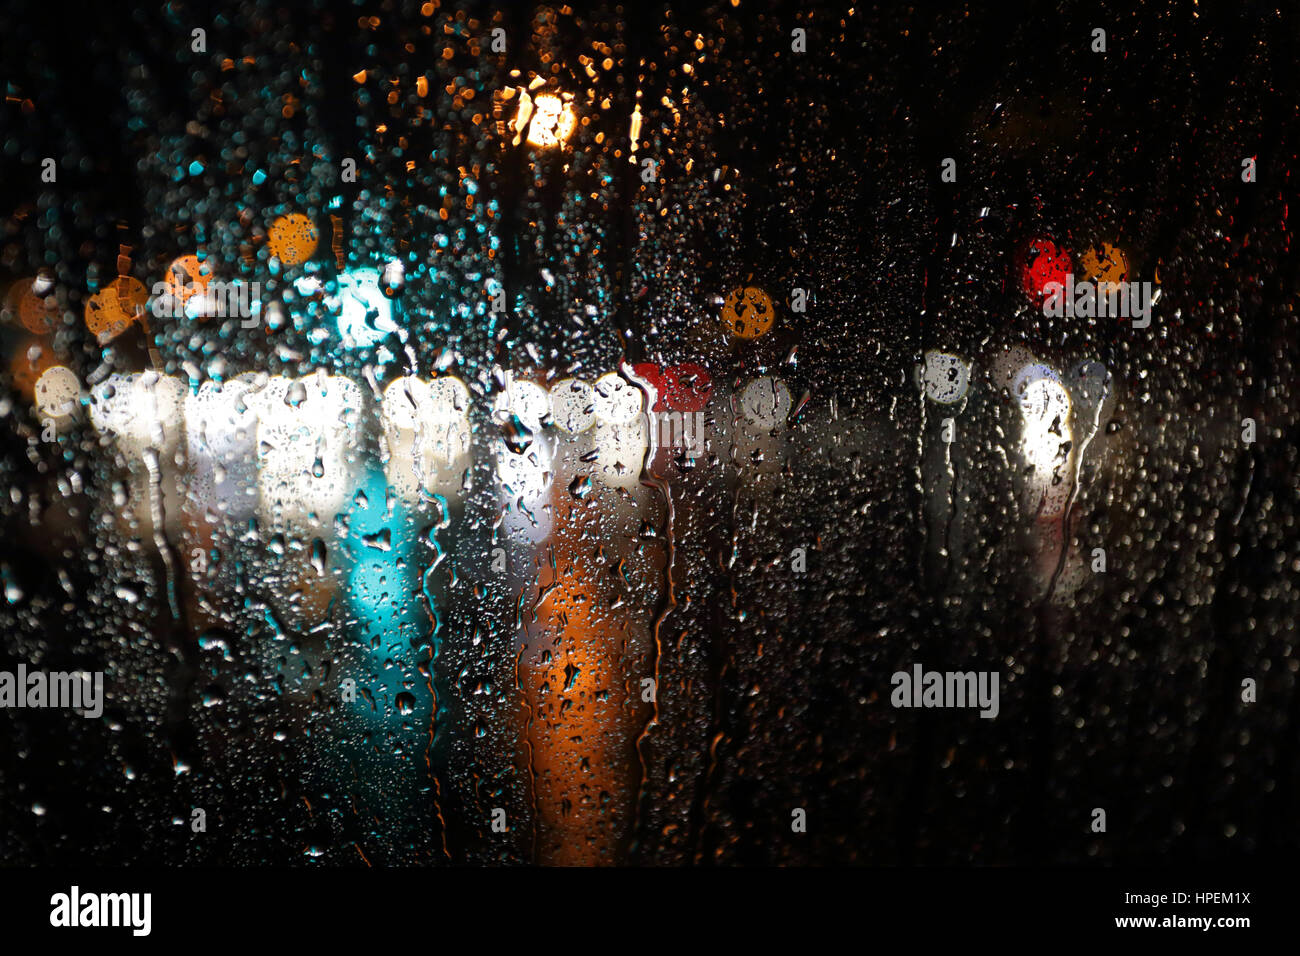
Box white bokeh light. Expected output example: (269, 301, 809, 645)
(740, 376, 792, 429)
(250, 372, 364, 523)
(593, 372, 643, 425)
(1013, 363, 1073, 519)
(550, 377, 596, 434)
(185, 377, 261, 521)
(34, 365, 81, 422)
(382, 375, 472, 500)
(920, 351, 972, 404)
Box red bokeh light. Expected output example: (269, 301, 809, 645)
(1017, 237, 1073, 303)
(632, 362, 713, 412)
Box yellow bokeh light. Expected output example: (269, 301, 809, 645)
(267, 213, 319, 267)
(1078, 241, 1129, 287)
(166, 254, 212, 302)
(84, 277, 148, 343)
(721, 286, 775, 339)
(8, 276, 59, 335)
(524, 93, 576, 148)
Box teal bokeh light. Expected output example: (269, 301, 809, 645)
(336, 267, 398, 349)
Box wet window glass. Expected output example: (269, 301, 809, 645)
(0, 0, 1295, 885)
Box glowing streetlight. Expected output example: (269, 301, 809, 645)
(516, 91, 576, 148)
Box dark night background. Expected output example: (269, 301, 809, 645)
(0, 0, 1297, 868)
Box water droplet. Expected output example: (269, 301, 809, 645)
(310, 538, 327, 574)
(568, 474, 593, 499)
